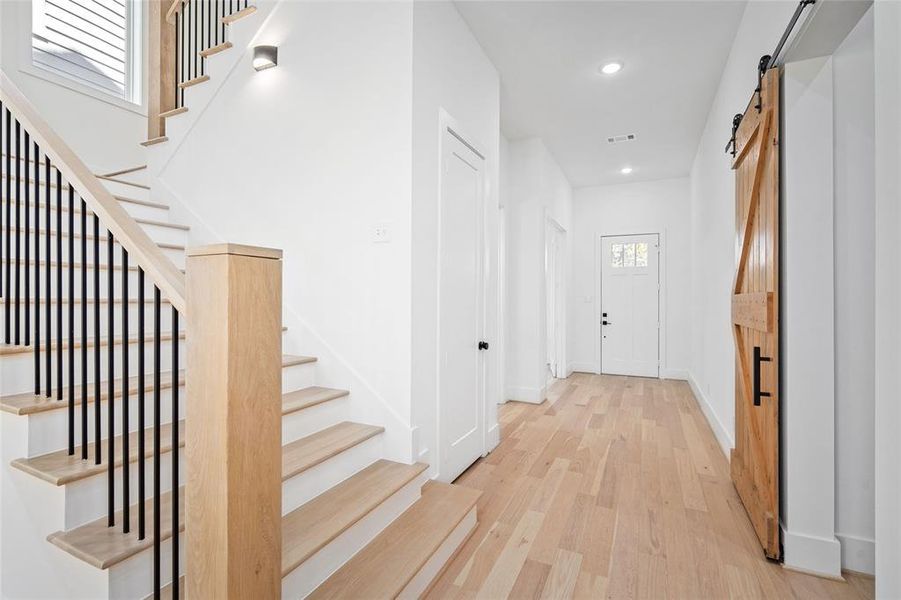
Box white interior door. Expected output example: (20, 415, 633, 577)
(438, 127, 485, 482)
(601, 234, 659, 377)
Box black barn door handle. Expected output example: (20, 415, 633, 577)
(753, 346, 772, 406)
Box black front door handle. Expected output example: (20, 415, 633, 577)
(602, 320, 612, 326)
(478, 341, 489, 351)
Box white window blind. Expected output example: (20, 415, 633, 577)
(31, 0, 137, 101)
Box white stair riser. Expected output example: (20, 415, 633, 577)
(0, 339, 185, 395)
(1, 243, 185, 270)
(2, 195, 167, 222)
(22, 386, 182, 457)
(284, 362, 317, 393)
(1, 178, 151, 205)
(96, 180, 152, 202)
(64, 446, 185, 529)
(107, 526, 184, 600)
(0, 267, 180, 299)
(283, 471, 427, 599)
(2, 220, 187, 248)
(398, 506, 478, 599)
(282, 395, 350, 444)
(0, 303, 177, 339)
(282, 434, 383, 516)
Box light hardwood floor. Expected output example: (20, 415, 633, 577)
(427, 374, 874, 599)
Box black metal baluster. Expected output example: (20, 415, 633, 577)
(81, 199, 87, 459)
(107, 231, 115, 526)
(0, 101, 3, 301)
(193, 0, 198, 81)
(15, 121, 21, 345)
(175, 11, 180, 108)
(45, 158, 51, 397)
(55, 171, 61, 399)
(138, 268, 146, 540)
(94, 215, 101, 463)
(23, 131, 29, 347)
(153, 287, 161, 597)
(122, 248, 130, 533)
(4, 109, 10, 343)
(171, 307, 179, 599)
(33, 141, 40, 394)
(67, 185, 74, 455)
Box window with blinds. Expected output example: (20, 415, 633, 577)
(31, 0, 139, 102)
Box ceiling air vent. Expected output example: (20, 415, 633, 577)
(607, 133, 637, 144)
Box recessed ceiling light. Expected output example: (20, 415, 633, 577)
(600, 62, 623, 75)
(621, 166, 633, 174)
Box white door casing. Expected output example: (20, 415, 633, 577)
(600, 234, 660, 377)
(437, 124, 487, 483)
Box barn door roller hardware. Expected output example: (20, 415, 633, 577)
(725, 0, 816, 146)
(725, 113, 743, 156)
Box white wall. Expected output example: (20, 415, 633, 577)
(688, 0, 799, 457)
(782, 54, 840, 577)
(157, 1, 417, 460)
(410, 0, 501, 473)
(873, 1, 901, 596)
(570, 178, 691, 379)
(505, 137, 572, 403)
(832, 8, 875, 575)
(0, 0, 146, 170)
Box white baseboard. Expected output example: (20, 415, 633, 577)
(505, 386, 545, 404)
(661, 368, 688, 380)
(782, 526, 843, 578)
(568, 362, 597, 374)
(836, 532, 875, 575)
(686, 372, 733, 458)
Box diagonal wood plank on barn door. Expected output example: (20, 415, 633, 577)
(730, 67, 781, 560)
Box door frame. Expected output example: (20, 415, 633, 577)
(595, 230, 667, 377)
(434, 108, 490, 481)
(544, 214, 567, 381)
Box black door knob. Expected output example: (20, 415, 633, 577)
(602, 320, 612, 326)
(478, 341, 489, 350)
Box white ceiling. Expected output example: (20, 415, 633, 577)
(454, 0, 749, 187)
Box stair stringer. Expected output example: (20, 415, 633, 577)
(145, 0, 281, 175)
(148, 179, 416, 466)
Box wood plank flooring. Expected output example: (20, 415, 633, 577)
(427, 374, 875, 600)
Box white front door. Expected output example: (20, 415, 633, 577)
(601, 234, 659, 377)
(438, 127, 485, 482)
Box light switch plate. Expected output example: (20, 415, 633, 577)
(372, 223, 391, 243)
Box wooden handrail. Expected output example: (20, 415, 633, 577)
(0, 70, 187, 314)
(165, 0, 185, 24)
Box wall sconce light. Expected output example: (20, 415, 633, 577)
(253, 45, 278, 71)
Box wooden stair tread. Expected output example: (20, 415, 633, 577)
(199, 41, 232, 57)
(282, 354, 317, 367)
(140, 136, 168, 147)
(282, 386, 348, 415)
(95, 174, 150, 190)
(97, 165, 147, 179)
(0, 331, 186, 356)
(177, 75, 209, 89)
(221, 5, 256, 24)
(282, 460, 427, 576)
(3, 194, 170, 211)
(159, 107, 188, 119)
(47, 487, 184, 569)
(309, 481, 480, 599)
(1, 370, 184, 416)
(11, 419, 185, 485)
(282, 422, 384, 481)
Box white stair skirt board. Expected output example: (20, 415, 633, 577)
(282, 435, 383, 515)
(282, 470, 429, 599)
(397, 505, 478, 599)
(282, 394, 350, 444)
(782, 526, 843, 579)
(505, 385, 546, 404)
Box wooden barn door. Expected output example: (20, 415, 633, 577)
(730, 67, 781, 560)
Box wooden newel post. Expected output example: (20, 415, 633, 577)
(186, 244, 283, 599)
(148, 0, 176, 140)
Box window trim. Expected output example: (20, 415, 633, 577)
(17, 0, 147, 116)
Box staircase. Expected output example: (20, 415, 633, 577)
(0, 5, 479, 595)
